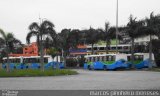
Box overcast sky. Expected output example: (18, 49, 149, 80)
(0, 0, 160, 44)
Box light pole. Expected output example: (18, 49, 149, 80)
(116, 0, 119, 53)
(39, 16, 46, 71)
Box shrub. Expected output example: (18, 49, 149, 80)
(66, 58, 78, 67)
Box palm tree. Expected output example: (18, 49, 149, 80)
(0, 29, 21, 72)
(126, 15, 143, 68)
(85, 27, 100, 54)
(104, 23, 111, 54)
(57, 29, 80, 67)
(136, 12, 159, 68)
(146, 13, 160, 69)
(99, 23, 119, 54)
(26, 20, 56, 71)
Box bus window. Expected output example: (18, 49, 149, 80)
(97, 56, 99, 61)
(101, 56, 103, 61)
(94, 47, 97, 50)
(112, 56, 115, 61)
(93, 57, 96, 62)
(103, 56, 106, 61)
(10, 59, 13, 63)
(38, 58, 40, 63)
(44, 58, 48, 63)
(124, 46, 128, 50)
(118, 47, 122, 50)
(108, 47, 110, 50)
(127, 56, 131, 61)
(16, 59, 20, 63)
(99, 47, 105, 50)
(139, 55, 143, 60)
(25, 58, 29, 63)
(134, 55, 143, 61)
(14, 59, 16, 63)
(106, 56, 109, 61)
(99, 56, 102, 61)
(29, 58, 32, 63)
(5, 59, 6, 63)
(34, 58, 37, 63)
(112, 47, 116, 50)
(85, 58, 87, 63)
(108, 56, 112, 61)
(89, 57, 92, 62)
(135, 55, 138, 60)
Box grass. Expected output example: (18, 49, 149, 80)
(148, 68, 160, 72)
(0, 69, 78, 77)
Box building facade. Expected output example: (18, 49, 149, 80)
(9, 42, 39, 57)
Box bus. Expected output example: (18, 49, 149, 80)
(84, 53, 156, 70)
(84, 54, 129, 70)
(86, 44, 131, 54)
(2, 55, 64, 69)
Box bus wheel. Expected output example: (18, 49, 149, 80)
(103, 65, 107, 70)
(14, 66, 16, 69)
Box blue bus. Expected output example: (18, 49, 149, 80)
(84, 54, 129, 70)
(2, 55, 64, 69)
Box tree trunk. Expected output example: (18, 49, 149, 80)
(63, 53, 67, 68)
(61, 49, 66, 68)
(40, 35, 44, 71)
(56, 54, 59, 69)
(106, 39, 109, 54)
(149, 35, 153, 69)
(6, 45, 10, 72)
(91, 43, 94, 54)
(131, 38, 135, 69)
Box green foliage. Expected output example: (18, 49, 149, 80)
(66, 58, 78, 67)
(85, 27, 100, 45)
(0, 69, 78, 77)
(46, 48, 59, 58)
(77, 56, 85, 67)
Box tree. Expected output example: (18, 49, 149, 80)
(0, 29, 21, 72)
(136, 12, 159, 68)
(85, 27, 100, 54)
(98, 22, 120, 54)
(26, 20, 56, 71)
(152, 39, 160, 67)
(57, 29, 80, 67)
(126, 15, 144, 68)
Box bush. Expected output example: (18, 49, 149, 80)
(77, 56, 85, 67)
(66, 58, 78, 67)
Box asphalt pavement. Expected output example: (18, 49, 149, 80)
(0, 69, 160, 90)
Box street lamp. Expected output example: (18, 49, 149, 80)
(116, 0, 119, 53)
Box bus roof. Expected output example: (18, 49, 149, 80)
(3, 55, 52, 59)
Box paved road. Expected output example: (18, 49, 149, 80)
(0, 69, 160, 90)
